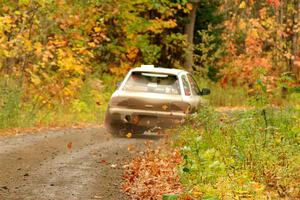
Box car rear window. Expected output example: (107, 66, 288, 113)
(123, 72, 180, 95)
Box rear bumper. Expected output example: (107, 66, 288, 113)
(105, 107, 186, 129)
(109, 107, 186, 117)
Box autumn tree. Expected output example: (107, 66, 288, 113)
(184, 0, 200, 71)
(213, 0, 300, 87)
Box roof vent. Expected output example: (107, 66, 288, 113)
(141, 64, 154, 69)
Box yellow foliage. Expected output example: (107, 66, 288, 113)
(88, 42, 96, 47)
(147, 19, 177, 33)
(239, 19, 246, 30)
(126, 46, 139, 61)
(34, 42, 43, 56)
(63, 87, 73, 97)
(109, 63, 132, 76)
(23, 39, 33, 51)
(186, 3, 193, 11)
(94, 27, 101, 33)
(249, 29, 259, 39)
(239, 1, 246, 9)
(0, 16, 13, 25)
(42, 51, 53, 63)
(57, 50, 85, 75)
(30, 73, 41, 86)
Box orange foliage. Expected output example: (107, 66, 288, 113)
(219, 7, 285, 88)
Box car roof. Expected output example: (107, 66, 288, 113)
(131, 67, 187, 76)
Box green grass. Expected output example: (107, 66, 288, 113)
(0, 74, 117, 130)
(174, 106, 300, 199)
(0, 78, 23, 128)
(196, 78, 249, 107)
(197, 78, 300, 107)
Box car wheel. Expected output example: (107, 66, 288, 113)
(127, 125, 147, 135)
(108, 124, 127, 138)
(109, 124, 147, 137)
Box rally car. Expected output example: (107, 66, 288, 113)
(104, 65, 210, 136)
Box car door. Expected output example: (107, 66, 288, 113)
(180, 74, 200, 113)
(186, 74, 202, 109)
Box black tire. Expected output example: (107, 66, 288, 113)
(107, 123, 127, 138)
(126, 125, 147, 135)
(108, 124, 147, 137)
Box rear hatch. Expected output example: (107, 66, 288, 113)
(125, 94, 180, 112)
(114, 71, 190, 113)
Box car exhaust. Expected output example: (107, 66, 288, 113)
(123, 115, 140, 125)
(124, 115, 131, 123)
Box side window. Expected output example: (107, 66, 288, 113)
(187, 74, 200, 95)
(181, 75, 191, 96)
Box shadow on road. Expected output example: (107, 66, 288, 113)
(130, 132, 164, 140)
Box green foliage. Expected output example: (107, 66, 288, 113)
(96, 0, 189, 73)
(195, 78, 249, 107)
(193, 0, 224, 79)
(0, 75, 114, 129)
(0, 78, 22, 128)
(194, 26, 224, 79)
(175, 106, 300, 199)
(162, 194, 178, 200)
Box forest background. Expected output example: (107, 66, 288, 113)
(0, 0, 300, 129)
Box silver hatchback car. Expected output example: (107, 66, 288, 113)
(104, 65, 210, 136)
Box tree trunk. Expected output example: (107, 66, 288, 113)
(184, 1, 199, 72)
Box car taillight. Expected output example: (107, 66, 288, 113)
(109, 97, 128, 107)
(132, 116, 140, 124)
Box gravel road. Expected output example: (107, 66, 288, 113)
(0, 128, 160, 200)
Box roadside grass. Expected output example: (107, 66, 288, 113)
(174, 106, 300, 199)
(0, 74, 116, 131)
(199, 83, 249, 107)
(197, 78, 300, 107)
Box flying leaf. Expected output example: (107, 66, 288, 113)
(126, 132, 132, 138)
(111, 164, 117, 168)
(67, 142, 72, 150)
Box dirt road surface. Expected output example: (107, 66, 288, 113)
(0, 128, 160, 200)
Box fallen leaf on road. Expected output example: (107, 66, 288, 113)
(122, 164, 129, 169)
(144, 140, 153, 147)
(127, 144, 135, 152)
(67, 142, 72, 150)
(100, 159, 108, 164)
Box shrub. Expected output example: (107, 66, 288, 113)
(175, 106, 300, 199)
